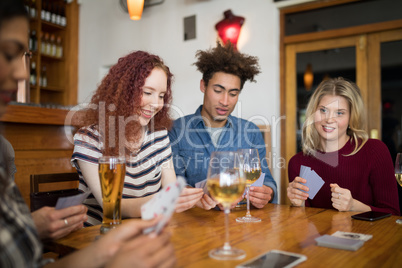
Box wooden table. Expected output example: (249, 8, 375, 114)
(47, 205, 402, 267)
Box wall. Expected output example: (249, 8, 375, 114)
(78, 0, 282, 198)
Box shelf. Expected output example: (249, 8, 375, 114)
(41, 86, 65, 92)
(41, 20, 66, 31)
(41, 54, 64, 61)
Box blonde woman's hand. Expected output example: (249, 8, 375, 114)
(287, 177, 309, 207)
(330, 183, 354, 211)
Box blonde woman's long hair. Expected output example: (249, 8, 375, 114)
(302, 77, 368, 156)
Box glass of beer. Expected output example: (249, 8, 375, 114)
(98, 156, 126, 234)
(236, 148, 262, 223)
(207, 151, 246, 260)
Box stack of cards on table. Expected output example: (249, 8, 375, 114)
(141, 176, 186, 234)
(299, 165, 325, 199)
(315, 231, 372, 251)
(55, 191, 90, 210)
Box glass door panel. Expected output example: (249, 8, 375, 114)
(380, 39, 402, 213)
(296, 47, 356, 152)
(381, 40, 402, 161)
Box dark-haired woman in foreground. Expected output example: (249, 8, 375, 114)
(0, 1, 175, 267)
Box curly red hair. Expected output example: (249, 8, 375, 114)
(74, 51, 173, 156)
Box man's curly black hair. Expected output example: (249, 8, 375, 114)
(193, 42, 260, 90)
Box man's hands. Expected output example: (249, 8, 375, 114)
(195, 185, 274, 211)
(249, 185, 273, 208)
(32, 205, 88, 241)
(175, 187, 203, 213)
(195, 194, 218, 210)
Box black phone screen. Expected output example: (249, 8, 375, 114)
(351, 211, 391, 221)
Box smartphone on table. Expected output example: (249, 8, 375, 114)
(236, 250, 307, 268)
(351, 211, 391, 221)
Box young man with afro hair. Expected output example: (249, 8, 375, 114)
(168, 42, 277, 210)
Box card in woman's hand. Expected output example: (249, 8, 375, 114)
(141, 176, 186, 234)
(299, 165, 324, 199)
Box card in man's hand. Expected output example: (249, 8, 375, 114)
(141, 176, 186, 234)
(55, 191, 90, 210)
(195, 179, 208, 194)
(299, 165, 324, 199)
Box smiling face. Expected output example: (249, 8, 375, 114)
(200, 72, 241, 128)
(314, 94, 351, 152)
(138, 67, 167, 127)
(0, 16, 29, 117)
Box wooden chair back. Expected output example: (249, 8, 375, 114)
(30, 173, 80, 211)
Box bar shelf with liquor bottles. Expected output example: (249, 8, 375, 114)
(22, 0, 78, 107)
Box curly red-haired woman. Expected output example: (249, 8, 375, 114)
(71, 51, 203, 226)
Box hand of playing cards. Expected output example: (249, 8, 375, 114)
(141, 176, 186, 234)
(55, 191, 90, 210)
(299, 165, 325, 199)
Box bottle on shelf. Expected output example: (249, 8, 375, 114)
(29, 31, 33, 52)
(45, 1, 51, 22)
(29, 30, 37, 52)
(51, 3, 57, 24)
(30, 61, 37, 86)
(45, 32, 51, 55)
(56, 2, 62, 25)
(56, 36, 63, 58)
(41, 0, 46, 21)
(50, 34, 57, 57)
(40, 65, 47, 87)
(24, 0, 30, 16)
(61, 4, 67, 27)
(30, 0, 37, 19)
(40, 32, 46, 54)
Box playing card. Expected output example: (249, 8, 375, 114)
(141, 176, 186, 234)
(299, 165, 324, 199)
(55, 191, 90, 210)
(331, 231, 373, 241)
(240, 172, 265, 197)
(250, 172, 264, 187)
(195, 179, 208, 194)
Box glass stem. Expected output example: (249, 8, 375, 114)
(246, 186, 252, 217)
(223, 208, 231, 251)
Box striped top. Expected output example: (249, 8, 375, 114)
(71, 126, 172, 226)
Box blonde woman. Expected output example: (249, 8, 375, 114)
(287, 77, 399, 215)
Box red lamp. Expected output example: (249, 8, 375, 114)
(215, 10, 245, 50)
